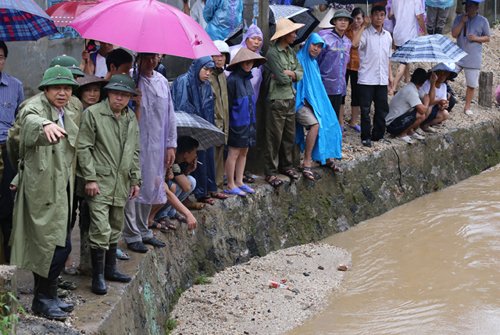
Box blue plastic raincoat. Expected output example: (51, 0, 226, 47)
(171, 57, 217, 199)
(203, 0, 243, 41)
(295, 33, 342, 164)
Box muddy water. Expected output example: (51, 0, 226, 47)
(289, 165, 500, 335)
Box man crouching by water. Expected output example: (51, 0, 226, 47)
(76, 75, 141, 296)
(9, 66, 80, 321)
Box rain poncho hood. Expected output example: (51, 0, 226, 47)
(295, 33, 342, 163)
(228, 24, 264, 99)
(203, 0, 243, 41)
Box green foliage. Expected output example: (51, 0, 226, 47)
(0, 291, 24, 335)
(164, 318, 177, 335)
(193, 274, 212, 285)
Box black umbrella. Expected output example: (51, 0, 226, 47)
(269, 5, 319, 46)
(175, 111, 225, 150)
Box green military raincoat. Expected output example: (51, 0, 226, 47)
(77, 99, 140, 207)
(9, 93, 81, 277)
(209, 68, 229, 143)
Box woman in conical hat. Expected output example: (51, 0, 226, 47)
(224, 48, 266, 197)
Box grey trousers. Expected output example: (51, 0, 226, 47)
(426, 6, 451, 34)
(122, 198, 153, 244)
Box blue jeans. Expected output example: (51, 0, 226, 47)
(155, 175, 196, 221)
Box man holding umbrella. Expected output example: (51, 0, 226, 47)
(123, 53, 176, 252)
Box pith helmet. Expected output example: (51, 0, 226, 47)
(213, 40, 230, 64)
(226, 48, 266, 71)
(38, 66, 79, 91)
(50, 54, 85, 77)
(104, 74, 136, 95)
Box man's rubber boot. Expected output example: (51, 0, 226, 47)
(49, 277, 74, 312)
(105, 244, 132, 283)
(31, 275, 68, 321)
(91, 248, 107, 295)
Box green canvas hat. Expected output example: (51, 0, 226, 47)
(50, 54, 85, 77)
(330, 9, 354, 25)
(38, 66, 79, 91)
(104, 74, 136, 95)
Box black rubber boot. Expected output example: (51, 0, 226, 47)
(105, 244, 132, 283)
(31, 275, 68, 321)
(49, 278, 74, 312)
(90, 248, 107, 295)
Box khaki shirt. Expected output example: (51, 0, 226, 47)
(265, 43, 303, 101)
(77, 99, 141, 207)
(208, 68, 229, 143)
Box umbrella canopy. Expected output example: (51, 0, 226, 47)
(46, 0, 100, 28)
(329, 0, 379, 4)
(70, 0, 220, 59)
(175, 111, 225, 150)
(0, 0, 58, 41)
(269, 5, 319, 46)
(390, 34, 467, 64)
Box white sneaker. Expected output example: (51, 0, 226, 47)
(464, 109, 474, 116)
(398, 135, 415, 144)
(422, 126, 437, 133)
(411, 132, 425, 140)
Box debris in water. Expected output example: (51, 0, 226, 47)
(318, 265, 324, 270)
(337, 264, 348, 271)
(303, 272, 310, 276)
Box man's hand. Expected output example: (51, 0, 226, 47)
(186, 159, 197, 174)
(283, 70, 296, 81)
(439, 99, 449, 110)
(9, 184, 16, 192)
(43, 123, 67, 144)
(186, 212, 197, 230)
(467, 34, 479, 42)
(363, 16, 371, 28)
(461, 14, 468, 23)
(165, 148, 176, 169)
(129, 185, 140, 199)
(430, 72, 438, 85)
(85, 181, 100, 197)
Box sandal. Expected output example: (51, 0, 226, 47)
(198, 197, 216, 205)
(238, 184, 255, 194)
(302, 167, 316, 181)
(116, 248, 131, 260)
(210, 192, 229, 200)
(243, 172, 255, 184)
(265, 175, 283, 188)
(325, 160, 343, 173)
(184, 199, 206, 210)
(224, 187, 246, 197)
(282, 168, 300, 180)
(173, 212, 187, 223)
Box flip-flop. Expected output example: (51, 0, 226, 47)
(116, 248, 131, 260)
(224, 187, 246, 197)
(210, 192, 229, 200)
(238, 184, 255, 194)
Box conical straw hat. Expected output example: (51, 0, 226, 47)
(271, 18, 305, 41)
(226, 47, 266, 71)
(318, 7, 335, 29)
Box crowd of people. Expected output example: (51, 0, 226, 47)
(0, 0, 493, 323)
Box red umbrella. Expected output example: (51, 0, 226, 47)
(46, 0, 99, 27)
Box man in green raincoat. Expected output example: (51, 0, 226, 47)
(77, 74, 141, 295)
(9, 66, 80, 321)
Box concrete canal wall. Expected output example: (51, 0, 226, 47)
(22, 114, 497, 334)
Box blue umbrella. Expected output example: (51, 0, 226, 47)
(390, 34, 467, 64)
(0, 0, 58, 41)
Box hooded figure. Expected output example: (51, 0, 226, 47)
(171, 57, 217, 201)
(295, 33, 342, 164)
(228, 24, 264, 99)
(203, 0, 243, 41)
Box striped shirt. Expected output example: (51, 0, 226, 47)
(0, 72, 24, 143)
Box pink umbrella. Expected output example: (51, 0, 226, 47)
(70, 0, 219, 59)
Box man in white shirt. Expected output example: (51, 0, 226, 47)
(354, 5, 393, 148)
(391, 0, 426, 94)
